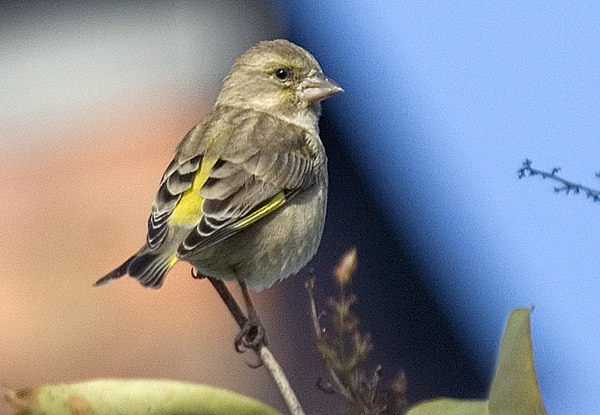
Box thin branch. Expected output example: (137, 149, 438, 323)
(259, 346, 305, 415)
(207, 277, 305, 415)
(518, 159, 600, 202)
(305, 278, 352, 401)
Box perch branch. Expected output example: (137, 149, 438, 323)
(207, 277, 305, 415)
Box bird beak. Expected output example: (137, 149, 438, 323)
(300, 72, 344, 103)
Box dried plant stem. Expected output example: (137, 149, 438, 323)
(207, 277, 305, 415)
(306, 251, 407, 415)
(305, 278, 351, 401)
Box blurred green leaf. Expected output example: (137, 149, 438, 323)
(488, 308, 545, 415)
(406, 398, 488, 415)
(407, 308, 546, 415)
(3, 379, 281, 415)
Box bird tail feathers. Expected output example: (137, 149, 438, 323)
(94, 251, 178, 289)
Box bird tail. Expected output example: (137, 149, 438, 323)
(94, 251, 178, 289)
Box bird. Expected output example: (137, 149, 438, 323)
(95, 39, 342, 345)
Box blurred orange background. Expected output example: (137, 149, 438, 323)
(0, 3, 335, 414)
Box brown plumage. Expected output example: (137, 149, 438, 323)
(96, 39, 342, 290)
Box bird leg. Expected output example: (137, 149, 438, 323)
(235, 280, 268, 351)
(207, 277, 248, 330)
(205, 276, 267, 357)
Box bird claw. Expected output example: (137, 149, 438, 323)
(234, 320, 268, 354)
(191, 268, 205, 280)
(204, 277, 267, 368)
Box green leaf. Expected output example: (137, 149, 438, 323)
(407, 308, 546, 415)
(488, 308, 545, 415)
(406, 398, 488, 415)
(3, 379, 281, 415)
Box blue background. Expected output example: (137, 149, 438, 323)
(282, 1, 600, 413)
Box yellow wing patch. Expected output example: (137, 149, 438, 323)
(169, 156, 218, 226)
(232, 191, 286, 230)
(167, 253, 180, 268)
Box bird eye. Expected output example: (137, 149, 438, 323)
(274, 68, 289, 80)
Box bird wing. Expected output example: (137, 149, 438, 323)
(145, 107, 319, 256)
(176, 146, 314, 255)
(146, 154, 204, 249)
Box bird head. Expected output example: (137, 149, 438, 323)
(217, 39, 343, 126)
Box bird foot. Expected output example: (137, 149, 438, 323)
(190, 268, 206, 280)
(234, 319, 268, 354)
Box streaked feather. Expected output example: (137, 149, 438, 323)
(97, 39, 335, 290)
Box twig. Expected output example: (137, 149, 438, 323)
(207, 277, 306, 415)
(307, 250, 408, 415)
(259, 346, 305, 415)
(305, 278, 352, 401)
(518, 159, 600, 202)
